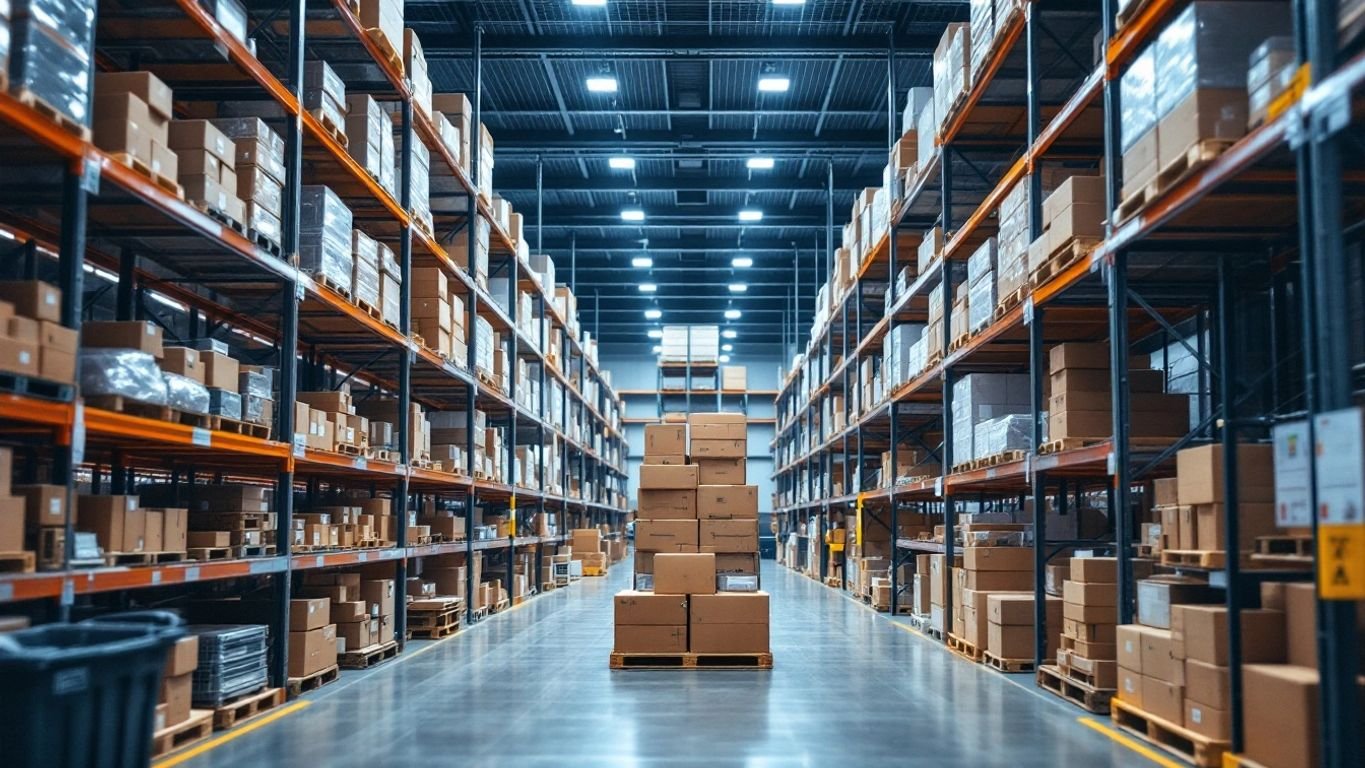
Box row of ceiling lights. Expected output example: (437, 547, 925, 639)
(572, 0, 808, 8)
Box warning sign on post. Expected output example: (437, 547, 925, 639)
(1313, 407, 1365, 599)
(1273, 420, 1312, 527)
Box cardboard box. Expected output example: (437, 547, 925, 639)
(142, 509, 163, 552)
(161, 347, 203, 383)
(337, 618, 374, 650)
(1063, 600, 1117, 624)
(361, 579, 396, 618)
(987, 622, 1038, 660)
(1141, 674, 1184, 723)
(77, 495, 145, 552)
(1140, 627, 1179, 683)
(637, 489, 696, 520)
(287, 624, 339, 677)
(987, 593, 1061, 625)
(614, 590, 687, 625)
(635, 520, 698, 552)
(290, 597, 331, 631)
(1153, 477, 1179, 507)
(696, 458, 745, 485)
(643, 424, 686, 456)
(81, 320, 164, 357)
(1136, 577, 1219, 629)
(689, 592, 768, 624)
(715, 552, 759, 575)
(1184, 658, 1230, 710)
(639, 464, 699, 490)
(963, 547, 1033, 572)
(653, 553, 716, 595)
(201, 351, 240, 392)
(689, 622, 769, 654)
(17, 484, 67, 527)
(1284, 583, 1318, 667)
(1117, 667, 1143, 706)
(687, 412, 747, 440)
(613, 624, 687, 653)
(1174, 605, 1285, 666)
(160, 672, 192, 727)
(1193, 502, 1276, 552)
(0, 281, 61, 323)
(1117, 624, 1147, 672)
(1063, 580, 1117, 607)
(188, 531, 230, 548)
(164, 635, 199, 677)
(97, 71, 174, 121)
(1175, 443, 1273, 506)
(696, 485, 758, 520)
(698, 519, 758, 553)
(0, 337, 38, 376)
(688, 438, 746, 459)
(1243, 664, 1361, 768)
(1069, 556, 1117, 584)
(331, 600, 369, 623)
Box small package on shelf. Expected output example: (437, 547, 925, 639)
(433, 93, 474, 172)
(352, 229, 381, 310)
(403, 28, 432, 118)
(10, 0, 95, 128)
(379, 242, 400, 327)
(164, 372, 210, 414)
(345, 93, 386, 181)
(299, 185, 355, 293)
(303, 59, 347, 136)
(79, 349, 169, 405)
(208, 388, 242, 420)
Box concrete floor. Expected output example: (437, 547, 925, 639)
(187, 560, 1154, 767)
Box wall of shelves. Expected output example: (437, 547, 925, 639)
(0, 0, 628, 690)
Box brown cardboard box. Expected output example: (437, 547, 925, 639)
(1174, 605, 1285, 666)
(987, 593, 1061, 625)
(698, 519, 758, 553)
(362, 579, 396, 622)
(288, 624, 339, 677)
(1136, 577, 1220, 629)
(643, 424, 686, 456)
(1047, 341, 1112, 373)
(987, 622, 1039, 659)
(1175, 444, 1273, 506)
(963, 547, 1033, 572)
(1141, 627, 1179, 683)
(188, 531, 230, 548)
(201, 351, 240, 392)
(331, 600, 369, 623)
(697, 485, 758, 520)
(142, 509, 163, 552)
(1184, 699, 1230, 740)
(290, 597, 331, 631)
(160, 672, 192, 727)
(613, 624, 687, 653)
(715, 552, 759, 575)
(1153, 477, 1179, 507)
(1193, 503, 1276, 552)
(0, 497, 24, 551)
(93, 92, 153, 160)
(1243, 665, 1330, 768)
(646, 454, 687, 466)
(82, 320, 164, 357)
(697, 458, 745, 484)
(1063, 601, 1117, 624)
(636, 489, 696, 520)
(653, 553, 716, 595)
(688, 438, 746, 459)
(1117, 624, 1147, 672)
(1157, 89, 1247, 171)
(1141, 674, 1184, 723)
(1066, 618, 1117, 644)
(337, 618, 373, 650)
(614, 590, 687, 625)
(1184, 658, 1230, 710)
(635, 520, 698, 552)
(77, 495, 145, 552)
(0, 281, 61, 323)
(639, 464, 699, 489)
(0, 338, 37, 376)
(17, 484, 67, 527)
(689, 592, 768, 624)
(97, 71, 174, 121)
(164, 635, 199, 677)
(687, 412, 747, 440)
(1284, 583, 1318, 667)
(161, 347, 203, 383)
(1069, 556, 1118, 584)
(1178, 505, 1197, 549)
(1063, 580, 1117, 607)
(1117, 667, 1144, 706)
(1121, 128, 1158, 199)
(690, 622, 769, 653)
(39, 346, 75, 383)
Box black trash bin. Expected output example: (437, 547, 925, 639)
(0, 611, 185, 768)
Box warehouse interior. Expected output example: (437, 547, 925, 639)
(0, 1, 1363, 768)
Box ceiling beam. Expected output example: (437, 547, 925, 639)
(488, 175, 879, 194)
(529, 237, 830, 252)
(419, 33, 938, 60)
(490, 129, 887, 152)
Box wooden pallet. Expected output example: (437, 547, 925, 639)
(1038, 437, 1108, 455)
(1036, 664, 1113, 714)
(1115, 179, 1158, 225)
(1161, 549, 1226, 569)
(250, 227, 283, 258)
(309, 108, 348, 147)
(540, 581, 556, 592)
(947, 633, 984, 663)
(110, 152, 184, 199)
(994, 286, 1027, 319)
(336, 442, 366, 456)
(1222, 754, 1273, 768)
(1030, 236, 1099, 288)
(151, 709, 214, 759)
(233, 544, 276, 558)
(14, 87, 91, 140)
(0, 371, 75, 401)
(192, 199, 246, 235)
(286, 664, 339, 697)
(1111, 697, 1229, 768)
(187, 546, 234, 561)
(1156, 138, 1236, 193)
(1253, 534, 1312, 559)
(364, 28, 405, 76)
(983, 651, 1035, 673)
(212, 416, 272, 439)
(609, 651, 773, 670)
(339, 640, 399, 669)
(0, 551, 36, 573)
(103, 550, 187, 566)
(212, 687, 285, 731)
(314, 271, 352, 299)
(491, 598, 511, 612)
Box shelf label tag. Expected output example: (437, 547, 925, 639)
(315, 555, 325, 568)
(81, 157, 101, 194)
(72, 402, 86, 466)
(1273, 420, 1312, 527)
(185, 566, 200, 582)
(0, 583, 11, 601)
(293, 433, 306, 458)
(60, 579, 74, 606)
(933, 477, 943, 497)
(357, 552, 368, 562)
(353, 456, 367, 471)
(150, 570, 162, 585)
(1022, 297, 1034, 325)
(1313, 407, 1365, 599)
(191, 427, 211, 447)
(1107, 451, 1117, 476)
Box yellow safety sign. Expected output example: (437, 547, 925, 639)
(508, 495, 517, 536)
(1318, 526, 1365, 599)
(855, 492, 865, 547)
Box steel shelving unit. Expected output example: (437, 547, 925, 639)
(771, 2, 1362, 765)
(0, 1, 628, 690)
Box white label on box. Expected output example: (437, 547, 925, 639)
(1315, 408, 1364, 525)
(1273, 420, 1312, 527)
(191, 427, 212, 447)
(48, 498, 59, 514)
(18, 351, 29, 364)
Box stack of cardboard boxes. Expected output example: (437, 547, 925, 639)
(171, 118, 242, 225)
(410, 267, 469, 367)
(1056, 556, 1125, 690)
(214, 117, 287, 252)
(1115, 576, 1222, 727)
(617, 413, 767, 658)
(955, 541, 1034, 657)
(571, 527, 607, 574)
(0, 281, 75, 385)
(1164, 443, 1276, 557)
(1047, 343, 1188, 443)
(157, 634, 200, 733)
(55, 493, 188, 559)
(93, 72, 177, 189)
(299, 573, 396, 654)
(1027, 176, 1106, 281)
(139, 482, 276, 555)
(288, 595, 339, 679)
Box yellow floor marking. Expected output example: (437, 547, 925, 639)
(152, 701, 311, 768)
(1078, 716, 1187, 768)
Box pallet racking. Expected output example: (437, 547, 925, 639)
(771, 2, 1362, 766)
(0, 2, 627, 689)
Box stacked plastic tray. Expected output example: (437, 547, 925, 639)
(190, 624, 269, 707)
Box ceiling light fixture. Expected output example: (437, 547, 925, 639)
(572, 0, 607, 6)
(722, 329, 738, 339)
(732, 256, 754, 268)
(746, 157, 775, 170)
(772, 0, 806, 5)
(621, 208, 645, 222)
(608, 156, 636, 170)
(586, 76, 618, 93)
(719, 355, 731, 363)
(639, 283, 657, 293)
(728, 283, 747, 293)
(647, 329, 663, 339)
(724, 309, 742, 320)
(738, 209, 764, 222)
(722, 344, 733, 352)
(631, 256, 653, 267)
(644, 309, 662, 319)
(757, 76, 790, 93)
(652, 344, 661, 353)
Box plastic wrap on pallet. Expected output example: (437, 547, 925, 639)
(718, 574, 759, 593)
(433, 111, 461, 165)
(299, 185, 354, 290)
(237, 165, 283, 215)
(11, 9, 94, 128)
(379, 117, 396, 196)
(901, 86, 933, 137)
(79, 350, 168, 405)
(238, 369, 271, 399)
(969, 0, 994, 82)
(190, 338, 230, 355)
(473, 316, 495, 375)
(242, 393, 270, 425)
(379, 242, 400, 278)
(407, 137, 431, 231)
(918, 227, 943, 274)
(163, 372, 210, 415)
(405, 29, 432, 118)
(1154, 2, 1291, 118)
(1119, 47, 1157, 152)
(351, 226, 380, 293)
(214, 117, 287, 186)
(966, 237, 997, 286)
(1248, 36, 1296, 92)
(916, 98, 937, 174)
(968, 276, 994, 332)
(244, 203, 282, 246)
(302, 59, 346, 129)
(208, 388, 242, 420)
(381, 273, 400, 327)
(345, 93, 384, 179)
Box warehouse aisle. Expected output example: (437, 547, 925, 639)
(186, 562, 1151, 767)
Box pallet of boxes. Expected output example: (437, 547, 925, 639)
(150, 632, 214, 758)
(572, 527, 607, 576)
(614, 414, 770, 669)
(949, 527, 1060, 672)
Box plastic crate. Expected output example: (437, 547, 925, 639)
(0, 612, 184, 768)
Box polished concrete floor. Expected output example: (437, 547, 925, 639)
(187, 560, 1153, 767)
